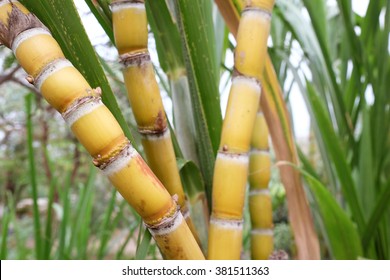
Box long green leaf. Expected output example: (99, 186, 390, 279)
(277, 0, 353, 142)
(135, 228, 152, 260)
(362, 180, 390, 250)
(306, 82, 365, 233)
(302, 170, 363, 259)
(174, 0, 223, 205)
(146, 0, 184, 75)
(358, 107, 375, 221)
(25, 93, 42, 260)
(0, 205, 11, 259)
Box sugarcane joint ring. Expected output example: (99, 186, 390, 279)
(138, 126, 169, 138)
(34, 58, 73, 90)
(62, 96, 101, 125)
(119, 51, 150, 68)
(145, 204, 181, 233)
(93, 140, 130, 169)
(110, 0, 145, 9)
(98, 141, 133, 171)
(232, 68, 262, 87)
(242, 7, 272, 19)
(210, 216, 243, 229)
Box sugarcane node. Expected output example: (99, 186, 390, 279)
(110, 0, 144, 8)
(119, 51, 150, 68)
(218, 150, 248, 159)
(0, 3, 48, 48)
(231, 67, 242, 78)
(231, 67, 262, 88)
(93, 139, 130, 169)
(138, 125, 168, 137)
(210, 216, 243, 229)
(146, 205, 180, 232)
(242, 6, 272, 19)
(62, 95, 98, 121)
(25, 75, 34, 84)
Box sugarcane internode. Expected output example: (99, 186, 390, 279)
(0, 0, 204, 259)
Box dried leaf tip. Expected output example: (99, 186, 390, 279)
(0, 4, 47, 48)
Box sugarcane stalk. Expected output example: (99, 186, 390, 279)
(110, 0, 200, 243)
(249, 110, 274, 259)
(214, 0, 320, 260)
(208, 0, 274, 259)
(0, 0, 203, 260)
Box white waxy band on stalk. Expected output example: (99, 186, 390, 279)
(217, 151, 249, 165)
(12, 28, 51, 54)
(35, 59, 73, 91)
(140, 128, 170, 141)
(249, 188, 270, 196)
(111, 2, 145, 13)
(250, 149, 269, 156)
(63, 98, 103, 127)
(243, 8, 272, 21)
(102, 144, 138, 176)
(257, 111, 265, 117)
(148, 210, 183, 236)
(232, 75, 261, 95)
(210, 217, 243, 230)
(251, 229, 273, 236)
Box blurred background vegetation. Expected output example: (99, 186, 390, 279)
(0, 0, 389, 259)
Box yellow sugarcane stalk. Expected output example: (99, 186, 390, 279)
(249, 111, 273, 260)
(0, 1, 203, 260)
(208, 0, 275, 259)
(214, 0, 320, 260)
(110, 0, 200, 242)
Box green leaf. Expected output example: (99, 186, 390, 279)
(177, 158, 205, 202)
(25, 93, 42, 260)
(19, 0, 134, 143)
(277, 0, 353, 142)
(358, 107, 375, 220)
(84, 0, 114, 44)
(0, 205, 11, 259)
(174, 0, 223, 206)
(362, 180, 390, 250)
(135, 228, 152, 260)
(306, 82, 365, 234)
(303, 171, 363, 259)
(146, 0, 184, 75)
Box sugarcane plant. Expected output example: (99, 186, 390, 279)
(3, 0, 387, 261)
(0, 0, 203, 260)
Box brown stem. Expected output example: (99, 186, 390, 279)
(0, 65, 21, 84)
